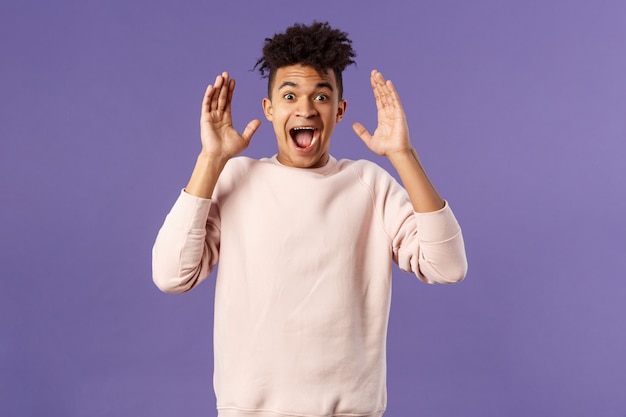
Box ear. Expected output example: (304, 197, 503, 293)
(262, 98, 273, 121)
(336, 99, 347, 122)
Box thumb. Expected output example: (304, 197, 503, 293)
(242, 119, 262, 143)
(352, 122, 372, 144)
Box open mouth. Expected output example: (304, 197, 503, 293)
(290, 127, 318, 149)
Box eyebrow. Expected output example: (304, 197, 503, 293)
(278, 81, 334, 91)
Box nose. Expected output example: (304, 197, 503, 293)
(295, 99, 318, 118)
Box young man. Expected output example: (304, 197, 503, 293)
(153, 22, 467, 417)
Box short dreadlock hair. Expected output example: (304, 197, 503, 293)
(254, 21, 357, 99)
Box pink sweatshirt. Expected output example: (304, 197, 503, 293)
(153, 155, 467, 417)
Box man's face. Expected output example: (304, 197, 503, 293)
(262, 64, 347, 169)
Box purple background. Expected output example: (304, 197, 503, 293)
(2, 1, 625, 416)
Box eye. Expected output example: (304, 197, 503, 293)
(283, 93, 295, 100)
(315, 94, 328, 101)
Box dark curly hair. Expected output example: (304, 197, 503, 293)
(254, 21, 357, 99)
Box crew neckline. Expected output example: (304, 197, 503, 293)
(266, 154, 338, 175)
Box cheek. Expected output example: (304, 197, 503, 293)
(271, 110, 290, 129)
(324, 111, 339, 127)
(271, 117, 288, 137)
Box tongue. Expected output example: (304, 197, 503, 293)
(294, 130, 314, 148)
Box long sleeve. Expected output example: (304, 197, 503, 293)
(152, 155, 467, 417)
(402, 202, 467, 284)
(355, 159, 467, 285)
(152, 190, 220, 293)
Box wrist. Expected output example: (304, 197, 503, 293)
(184, 153, 228, 199)
(386, 147, 418, 165)
(197, 150, 230, 172)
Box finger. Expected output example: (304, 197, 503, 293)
(373, 70, 400, 101)
(202, 84, 214, 117)
(384, 79, 402, 109)
(216, 72, 230, 111)
(370, 70, 391, 109)
(225, 78, 236, 113)
(371, 70, 388, 88)
(352, 122, 372, 143)
(371, 69, 385, 85)
(209, 74, 224, 111)
(372, 70, 402, 111)
(241, 119, 262, 143)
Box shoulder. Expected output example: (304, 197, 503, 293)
(213, 156, 267, 198)
(223, 156, 256, 172)
(336, 158, 382, 173)
(336, 158, 398, 187)
(220, 156, 271, 179)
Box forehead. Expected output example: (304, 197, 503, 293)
(273, 64, 337, 91)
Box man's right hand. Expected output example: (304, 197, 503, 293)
(200, 72, 261, 162)
(184, 72, 261, 199)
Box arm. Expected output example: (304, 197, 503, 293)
(354, 70, 467, 283)
(152, 73, 261, 293)
(152, 191, 219, 293)
(352, 70, 443, 213)
(186, 72, 261, 198)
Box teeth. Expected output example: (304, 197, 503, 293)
(290, 127, 316, 145)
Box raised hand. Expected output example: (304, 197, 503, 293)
(352, 70, 412, 158)
(185, 73, 261, 198)
(353, 70, 444, 212)
(200, 72, 261, 161)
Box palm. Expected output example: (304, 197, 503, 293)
(200, 72, 261, 159)
(201, 108, 247, 157)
